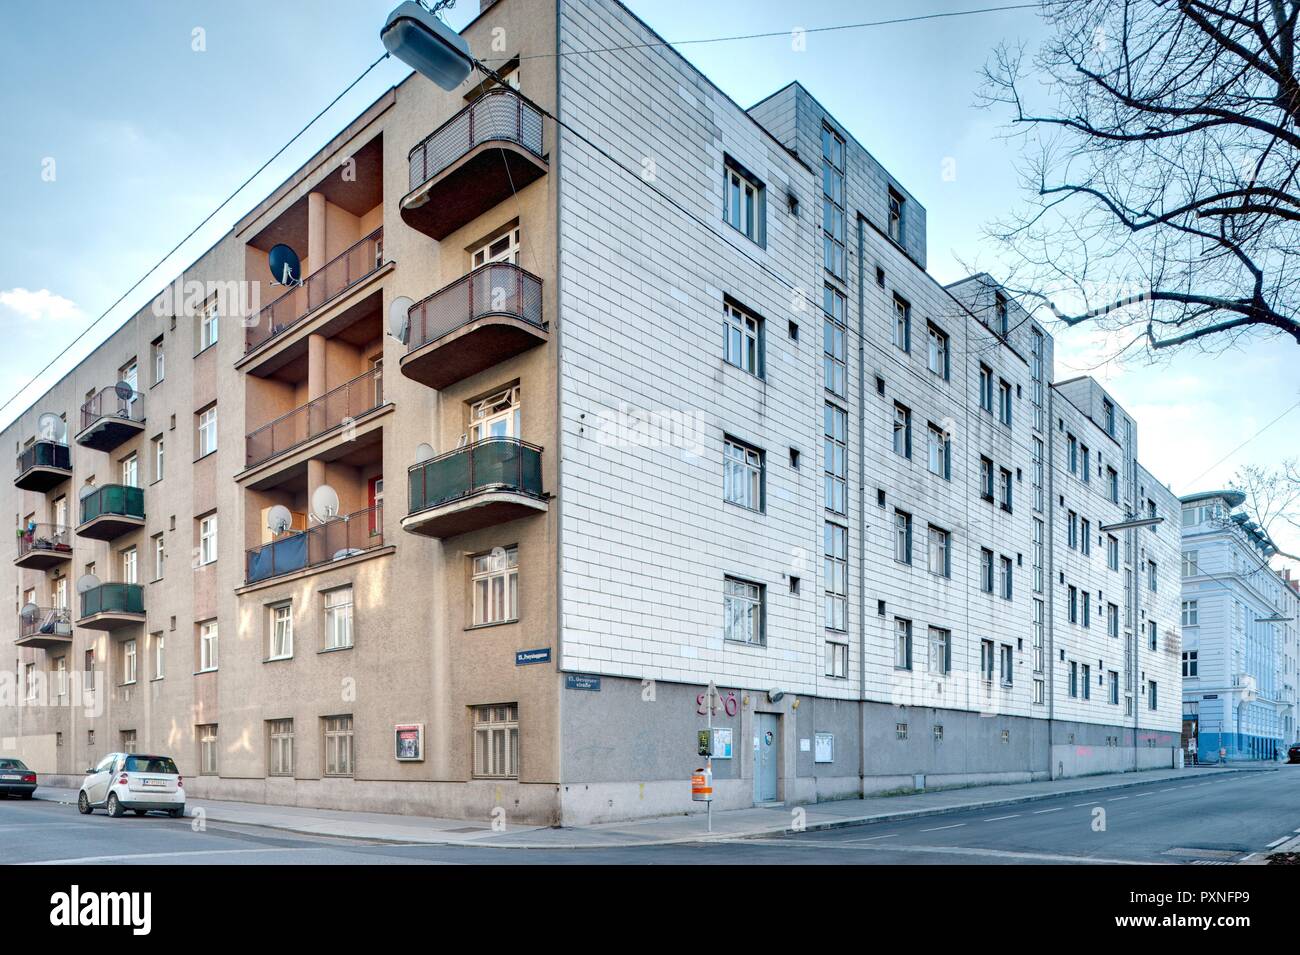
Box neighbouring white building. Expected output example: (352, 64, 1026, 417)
(1180, 491, 1299, 760)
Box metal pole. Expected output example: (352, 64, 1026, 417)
(706, 697, 713, 834)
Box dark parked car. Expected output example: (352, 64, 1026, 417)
(0, 758, 37, 798)
(1287, 743, 1300, 764)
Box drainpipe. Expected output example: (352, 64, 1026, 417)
(855, 216, 867, 797)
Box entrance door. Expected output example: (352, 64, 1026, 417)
(753, 713, 779, 803)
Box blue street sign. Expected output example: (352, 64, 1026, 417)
(565, 673, 601, 691)
(515, 647, 551, 666)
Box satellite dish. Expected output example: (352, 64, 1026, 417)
(381, 1, 474, 91)
(78, 484, 98, 501)
(389, 296, 413, 343)
(266, 505, 293, 535)
(268, 244, 302, 286)
(311, 484, 340, 523)
(76, 573, 101, 594)
(414, 442, 435, 463)
(37, 412, 67, 443)
(19, 602, 39, 621)
(113, 379, 135, 401)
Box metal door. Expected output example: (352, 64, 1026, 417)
(753, 713, 779, 803)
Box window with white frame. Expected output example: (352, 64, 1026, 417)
(723, 299, 762, 376)
(887, 187, 905, 243)
(893, 510, 912, 564)
(324, 586, 354, 650)
(472, 704, 518, 779)
(891, 402, 911, 458)
(123, 638, 137, 684)
(152, 337, 165, 384)
(1148, 680, 1158, 710)
(723, 438, 763, 511)
(723, 576, 764, 646)
(892, 295, 910, 351)
(323, 715, 354, 777)
(153, 633, 164, 680)
(980, 548, 995, 593)
(199, 299, 219, 350)
(196, 404, 217, 457)
(55, 656, 67, 698)
(472, 547, 519, 626)
(198, 620, 218, 672)
(1182, 651, 1198, 677)
(980, 639, 995, 682)
(926, 424, 949, 479)
(1109, 670, 1120, 704)
(927, 525, 950, 577)
(824, 403, 847, 514)
(1000, 643, 1013, 685)
(824, 639, 848, 679)
(999, 555, 1013, 600)
(268, 719, 294, 777)
(199, 513, 217, 565)
(821, 125, 845, 276)
(824, 522, 847, 632)
(979, 364, 993, 412)
(928, 627, 951, 675)
(269, 603, 293, 659)
(1181, 600, 1199, 627)
(153, 436, 164, 482)
(152, 534, 165, 580)
(999, 468, 1013, 512)
(723, 157, 764, 244)
(980, 456, 995, 500)
(471, 226, 521, 267)
(998, 379, 1012, 426)
(198, 723, 218, 775)
(1182, 551, 1199, 577)
(25, 663, 37, 700)
(927, 323, 949, 379)
(121, 453, 138, 488)
(469, 386, 521, 442)
(894, 618, 912, 670)
(1107, 534, 1120, 570)
(1108, 602, 1119, 638)
(823, 285, 846, 396)
(120, 546, 137, 585)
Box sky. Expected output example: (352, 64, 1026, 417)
(0, 0, 1295, 565)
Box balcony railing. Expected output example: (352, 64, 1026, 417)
(80, 583, 144, 619)
(17, 440, 71, 476)
(20, 606, 71, 641)
(245, 503, 384, 585)
(246, 366, 384, 468)
(407, 262, 543, 354)
(408, 89, 544, 193)
(80, 386, 144, 434)
(80, 484, 145, 525)
(245, 227, 385, 354)
(18, 523, 72, 560)
(408, 437, 543, 514)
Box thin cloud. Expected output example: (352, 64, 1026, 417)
(0, 288, 83, 324)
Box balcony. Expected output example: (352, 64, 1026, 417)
(17, 607, 72, 650)
(244, 228, 386, 360)
(77, 583, 145, 631)
(16, 440, 72, 491)
(400, 262, 546, 390)
(76, 484, 145, 541)
(401, 90, 547, 240)
(246, 366, 385, 471)
(246, 503, 385, 585)
(76, 387, 145, 452)
(403, 437, 545, 539)
(15, 523, 73, 571)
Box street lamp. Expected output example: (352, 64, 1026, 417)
(1255, 614, 1294, 623)
(381, 1, 474, 91)
(1100, 515, 1165, 533)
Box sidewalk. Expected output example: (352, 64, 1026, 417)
(36, 765, 1258, 849)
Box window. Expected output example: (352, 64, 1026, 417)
(1107, 466, 1119, 503)
(980, 548, 995, 593)
(1082, 591, 1091, 628)
(55, 657, 67, 698)
(892, 295, 911, 352)
(894, 618, 913, 669)
(724, 438, 763, 511)
(121, 453, 138, 488)
(887, 187, 905, 244)
(998, 379, 1012, 426)
(120, 546, 137, 585)
(198, 724, 218, 775)
(1107, 535, 1119, 571)
(122, 639, 137, 684)
(153, 633, 164, 680)
(199, 298, 219, 350)
(1068, 585, 1078, 624)
(823, 285, 847, 396)
(1069, 660, 1079, 698)
(25, 663, 37, 700)
(470, 226, 520, 267)
(1109, 670, 1120, 705)
(198, 513, 217, 565)
(1080, 517, 1091, 555)
(824, 640, 848, 679)
(1032, 437, 1044, 512)
(927, 525, 950, 578)
(1148, 619, 1158, 650)
(323, 715, 354, 777)
(152, 337, 165, 384)
(1067, 510, 1078, 549)
(723, 577, 764, 646)
(1181, 600, 1199, 627)
(978, 364, 993, 412)
(1103, 398, 1115, 435)
(1082, 663, 1092, 700)
(821, 126, 845, 276)
(1182, 651, 1199, 678)
(1182, 551, 1199, 577)
(1000, 644, 1014, 685)
(1148, 680, 1158, 711)
(723, 157, 764, 244)
(824, 403, 847, 514)
(998, 468, 1013, 512)
(980, 639, 995, 682)
(1080, 444, 1090, 483)
(269, 604, 293, 659)
(893, 510, 912, 564)
(928, 627, 951, 675)
(926, 424, 950, 479)
(994, 292, 1009, 336)
(268, 719, 294, 777)
(979, 456, 995, 500)
(324, 586, 354, 650)
(1034, 678, 1045, 705)
(999, 555, 1013, 600)
(473, 547, 519, 626)
(824, 522, 847, 632)
(152, 534, 165, 580)
(1108, 602, 1119, 638)
(1033, 599, 1044, 671)
(196, 404, 217, 457)
(1067, 435, 1078, 474)
(1148, 560, 1158, 592)
(926, 323, 949, 379)
(472, 704, 518, 779)
(469, 386, 520, 442)
(891, 403, 912, 458)
(723, 299, 762, 376)
(152, 436, 165, 482)
(198, 620, 218, 672)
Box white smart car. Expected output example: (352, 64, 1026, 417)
(78, 752, 185, 818)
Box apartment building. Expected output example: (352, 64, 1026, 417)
(1, 0, 1182, 826)
(1180, 491, 1298, 760)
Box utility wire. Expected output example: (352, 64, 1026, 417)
(0, 50, 393, 424)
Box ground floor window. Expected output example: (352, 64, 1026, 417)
(473, 703, 519, 779)
(268, 719, 294, 777)
(197, 724, 218, 775)
(824, 639, 848, 679)
(323, 715, 354, 777)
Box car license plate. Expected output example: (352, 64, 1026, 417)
(0, 774, 20, 781)
(143, 779, 164, 787)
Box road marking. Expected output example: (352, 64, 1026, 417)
(736, 838, 1163, 865)
(984, 814, 1020, 822)
(1107, 797, 1129, 802)
(17, 846, 459, 865)
(1033, 807, 1063, 814)
(919, 824, 965, 833)
(847, 833, 899, 842)
(1134, 792, 1158, 797)
(1265, 837, 1290, 848)
(1159, 788, 1178, 792)
(1241, 853, 1257, 861)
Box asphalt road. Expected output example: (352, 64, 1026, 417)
(2, 766, 1297, 864)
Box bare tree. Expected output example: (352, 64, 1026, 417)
(1228, 461, 1300, 559)
(983, 0, 1300, 354)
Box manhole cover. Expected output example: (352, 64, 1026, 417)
(1163, 847, 1242, 860)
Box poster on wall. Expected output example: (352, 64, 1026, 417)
(814, 733, 834, 764)
(394, 723, 425, 761)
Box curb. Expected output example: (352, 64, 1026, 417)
(32, 767, 1262, 850)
